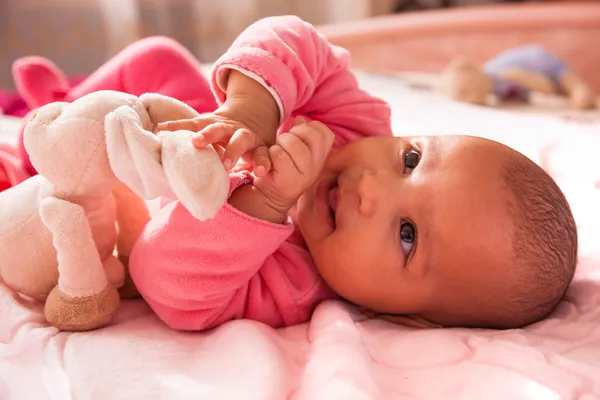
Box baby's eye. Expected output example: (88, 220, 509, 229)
(400, 221, 416, 255)
(404, 150, 420, 174)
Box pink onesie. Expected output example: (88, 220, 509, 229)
(129, 15, 393, 331)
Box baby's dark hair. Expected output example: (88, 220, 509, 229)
(498, 153, 578, 328)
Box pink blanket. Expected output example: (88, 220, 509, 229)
(1, 73, 600, 399)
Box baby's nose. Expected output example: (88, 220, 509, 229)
(356, 169, 391, 216)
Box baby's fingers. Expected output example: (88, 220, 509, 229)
(223, 128, 262, 171)
(307, 120, 336, 152)
(288, 121, 335, 164)
(157, 114, 212, 132)
(274, 132, 312, 174)
(212, 144, 226, 161)
(191, 122, 236, 148)
(251, 146, 271, 177)
(268, 144, 296, 176)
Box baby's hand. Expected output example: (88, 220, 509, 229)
(158, 71, 280, 177)
(158, 114, 272, 177)
(253, 117, 335, 215)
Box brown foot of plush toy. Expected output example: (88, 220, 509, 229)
(44, 285, 120, 331)
(39, 196, 123, 331)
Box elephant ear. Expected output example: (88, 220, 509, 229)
(139, 93, 200, 128)
(105, 105, 174, 200)
(140, 93, 229, 220)
(111, 94, 228, 221)
(159, 130, 229, 221)
(13, 56, 70, 109)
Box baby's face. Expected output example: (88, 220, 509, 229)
(296, 135, 517, 326)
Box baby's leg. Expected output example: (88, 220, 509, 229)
(103, 254, 126, 289)
(39, 196, 120, 331)
(111, 181, 150, 299)
(66, 37, 217, 113)
(104, 252, 139, 299)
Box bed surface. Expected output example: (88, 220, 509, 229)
(1, 72, 600, 399)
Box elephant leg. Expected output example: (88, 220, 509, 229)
(39, 196, 120, 331)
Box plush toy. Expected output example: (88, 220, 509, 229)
(442, 44, 597, 109)
(12, 36, 217, 177)
(0, 90, 228, 331)
(106, 95, 230, 222)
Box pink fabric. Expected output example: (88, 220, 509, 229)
(13, 56, 70, 110)
(0, 92, 28, 118)
(0, 75, 86, 118)
(64, 37, 217, 113)
(0, 144, 28, 192)
(13, 36, 218, 177)
(129, 16, 393, 331)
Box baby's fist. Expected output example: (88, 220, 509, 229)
(254, 117, 335, 214)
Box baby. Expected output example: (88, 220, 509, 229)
(129, 16, 578, 330)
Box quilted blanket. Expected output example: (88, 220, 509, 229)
(1, 72, 599, 400)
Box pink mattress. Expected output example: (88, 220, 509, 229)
(1, 73, 600, 399)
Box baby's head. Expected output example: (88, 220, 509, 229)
(297, 135, 577, 329)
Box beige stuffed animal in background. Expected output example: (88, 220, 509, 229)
(0, 90, 229, 331)
(442, 58, 493, 106)
(442, 45, 597, 110)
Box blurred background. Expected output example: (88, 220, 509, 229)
(0, 0, 572, 90)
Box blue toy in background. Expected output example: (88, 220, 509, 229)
(442, 44, 597, 110)
(485, 45, 568, 102)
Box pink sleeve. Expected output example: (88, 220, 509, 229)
(211, 15, 393, 149)
(129, 172, 333, 330)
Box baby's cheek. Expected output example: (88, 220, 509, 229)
(315, 242, 373, 298)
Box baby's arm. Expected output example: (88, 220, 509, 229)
(130, 121, 335, 331)
(131, 56, 336, 332)
(211, 15, 393, 148)
(129, 172, 298, 330)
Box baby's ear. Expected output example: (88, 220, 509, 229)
(139, 93, 200, 127)
(12, 56, 70, 109)
(105, 105, 174, 200)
